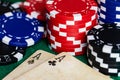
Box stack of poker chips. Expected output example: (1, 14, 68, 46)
(0, 0, 44, 65)
(97, 0, 120, 25)
(21, 0, 46, 21)
(87, 24, 120, 76)
(46, 0, 98, 56)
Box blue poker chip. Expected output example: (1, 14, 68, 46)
(98, 9, 120, 23)
(100, 3, 120, 14)
(100, 1, 120, 7)
(99, 10, 119, 19)
(99, 17, 116, 24)
(100, 11, 120, 21)
(100, 5, 120, 14)
(98, 0, 120, 24)
(103, 16, 120, 22)
(0, 12, 44, 47)
(100, 0, 120, 7)
(99, 5, 120, 15)
(99, 10, 116, 18)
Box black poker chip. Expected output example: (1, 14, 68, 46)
(87, 23, 120, 76)
(0, 41, 26, 65)
(0, 0, 22, 15)
(87, 23, 120, 54)
(88, 45, 120, 63)
(88, 47, 120, 68)
(87, 46, 118, 63)
(88, 53, 120, 76)
(88, 58, 120, 76)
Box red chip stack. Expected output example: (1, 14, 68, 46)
(21, 0, 46, 21)
(46, 0, 98, 56)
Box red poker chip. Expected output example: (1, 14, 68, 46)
(48, 39, 81, 48)
(21, 0, 46, 21)
(47, 19, 97, 35)
(47, 22, 85, 34)
(48, 19, 97, 31)
(47, 25, 87, 39)
(47, 20, 86, 30)
(50, 42, 84, 52)
(46, 0, 97, 20)
(48, 34, 87, 56)
(48, 27, 86, 38)
(49, 43, 87, 55)
(47, 16, 95, 28)
(47, 20, 84, 29)
(47, 13, 98, 27)
(23, 0, 46, 11)
(47, 29, 87, 43)
(46, 11, 97, 23)
(48, 34, 83, 46)
(47, 35, 86, 47)
(47, 34, 86, 44)
(85, 19, 98, 31)
(47, 35, 86, 44)
(88, 0, 98, 6)
(29, 11, 46, 21)
(46, 0, 98, 56)
(46, 11, 97, 24)
(47, 24, 92, 56)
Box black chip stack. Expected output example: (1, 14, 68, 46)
(87, 23, 120, 76)
(0, 0, 26, 65)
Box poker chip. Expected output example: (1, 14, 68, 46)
(0, 41, 26, 65)
(87, 47, 120, 64)
(46, 0, 97, 20)
(87, 24, 120, 76)
(100, 0, 120, 7)
(0, 1, 22, 15)
(0, 12, 44, 47)
(46, 0, 98, 56)
(46, 12, 97, 26)
(87, 45, 120, 76)
(87, 24, 120, 53)
(98, 0, 120, 24)
(47, 27, 87, 56)
(46, 18, 97, 56)
(21, 0, 46, 21)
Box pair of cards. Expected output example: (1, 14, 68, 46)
(3, 50, 112, 80)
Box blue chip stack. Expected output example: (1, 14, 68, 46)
(0, 0, 45, 65)
(98, 0, 120, 25)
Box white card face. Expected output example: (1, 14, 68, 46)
(3, 50, 55, 80)
(14, 52, 111, 80)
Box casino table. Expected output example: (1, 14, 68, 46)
(0, 0, 120, 80)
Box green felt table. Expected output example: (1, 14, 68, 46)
(0, 0, 120, 80)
